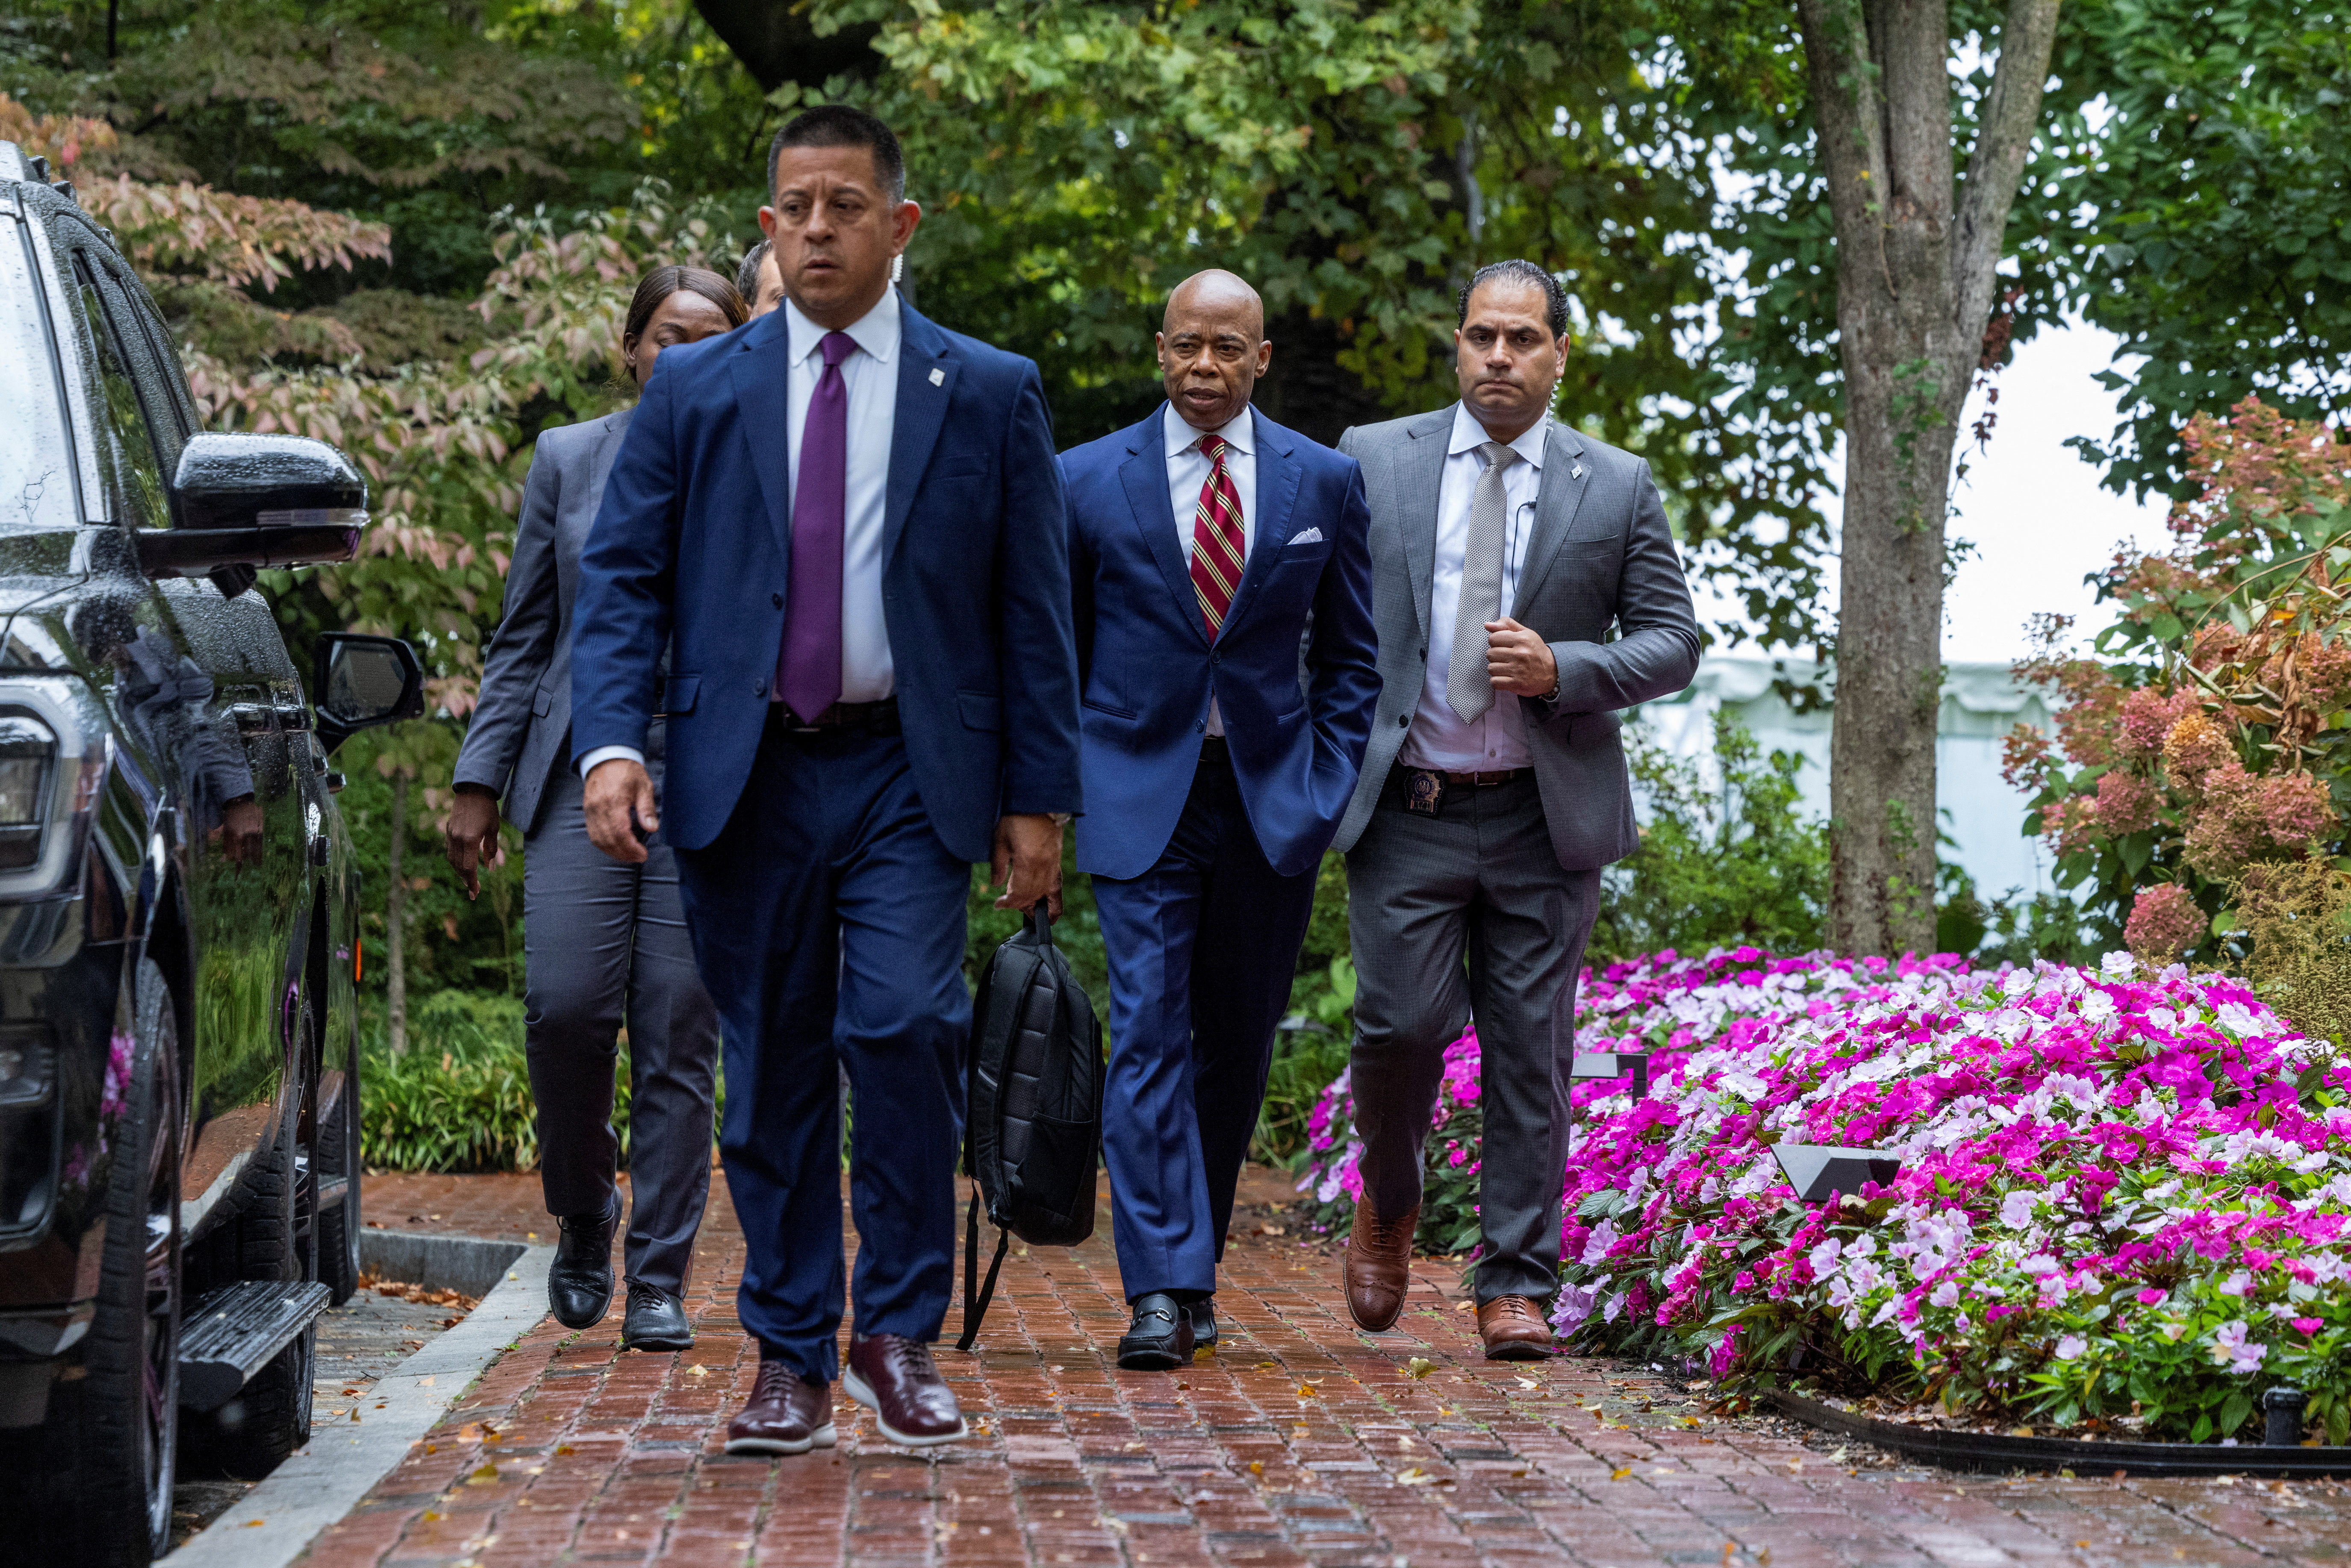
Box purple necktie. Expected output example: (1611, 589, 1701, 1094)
(778, 329, 857, 718)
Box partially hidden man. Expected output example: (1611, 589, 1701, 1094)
(570, 107, 1081, 1450)
(1059, 271, 1380, 1371)
(1333, 260, 1699, 1359)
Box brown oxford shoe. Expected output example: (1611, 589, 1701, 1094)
(1342, 1203, 1420, 1332)
(1477, 1295, 1557, 1361)
(723, 1361, 836, 1455)
(845, 1332, 968, 1447)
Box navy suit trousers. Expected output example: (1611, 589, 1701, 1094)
(1092, 748, 1317, 1300)
(673, 717, 971, 1380)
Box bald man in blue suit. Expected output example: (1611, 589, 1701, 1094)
(1059, 271, 1379, 1370)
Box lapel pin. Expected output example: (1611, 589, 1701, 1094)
(1572, 463, 1585, 480)
(929, 367, 946, 387)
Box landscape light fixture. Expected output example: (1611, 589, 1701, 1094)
(1772, 1143, 1901, 1204)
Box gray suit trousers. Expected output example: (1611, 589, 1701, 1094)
(1345, 771, 1601, 1303)
(524, 765, 721, 1292)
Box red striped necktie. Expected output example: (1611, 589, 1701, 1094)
(1188, 434, 1246, 638)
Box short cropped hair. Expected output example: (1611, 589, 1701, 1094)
(735, 238, 771, 302)
(767, 105, 906, 205)
(1457, 259, 1569, 342)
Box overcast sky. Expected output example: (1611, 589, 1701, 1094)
(1694, 316, 2173, 669)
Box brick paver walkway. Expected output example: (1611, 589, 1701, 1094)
(309, 1171, 2351, 1567)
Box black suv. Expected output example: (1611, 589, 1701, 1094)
(0, 143, 425, 1562)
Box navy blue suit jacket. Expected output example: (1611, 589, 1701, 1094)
(570, 298, 1082, 860)
(1060, 406, 1380, 880)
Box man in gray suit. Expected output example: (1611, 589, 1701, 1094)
(1332, 259, 1699, 1359)
(445, 268, 739, 1349)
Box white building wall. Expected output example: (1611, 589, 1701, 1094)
(1639, 657, 2060, 901)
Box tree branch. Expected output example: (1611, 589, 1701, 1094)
(1950, 0, 2062, 335)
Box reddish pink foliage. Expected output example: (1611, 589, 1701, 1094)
(2124, 883, 2204, 963)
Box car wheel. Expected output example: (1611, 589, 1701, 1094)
(0, 957, 183, 1565)
(317, 1051, 362, 1304)
(180, 997, 316, 1479)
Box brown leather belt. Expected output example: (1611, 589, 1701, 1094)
(772, 697, 901, 736)
(1395, 762, 1529, 787)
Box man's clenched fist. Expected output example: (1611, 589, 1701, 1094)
(584, 758, 659, 865)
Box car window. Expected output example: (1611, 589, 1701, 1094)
(69, 251, 171, 529)
(97, 250, 199, 449)
(0, 219, 80, 532)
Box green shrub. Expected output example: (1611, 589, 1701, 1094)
(359, 991, 633, 1173)
(1589, 711, 1830, 964)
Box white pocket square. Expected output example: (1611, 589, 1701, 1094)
(1287, 527, 1325, 547)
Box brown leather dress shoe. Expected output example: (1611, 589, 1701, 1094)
(1342, 1203, 1420, 1332)
(724, 1361, 836, 1455)
(1477, 1295, 1557, 1361)
(844, 1333, 968, 1447)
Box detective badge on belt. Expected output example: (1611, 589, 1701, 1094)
(1405, 767, 1446, 817)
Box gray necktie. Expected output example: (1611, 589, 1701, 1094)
(1447, 441, 1520, 723)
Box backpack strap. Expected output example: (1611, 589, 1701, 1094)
(955, 1187, 1012, 1352)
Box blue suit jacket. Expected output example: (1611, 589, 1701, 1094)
(1060, 406, 1380, 880)
(570, 298, 1082, 859)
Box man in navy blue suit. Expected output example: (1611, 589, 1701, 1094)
(570, 106, 1080, 1450)
(1059, 271, 1380, 1370)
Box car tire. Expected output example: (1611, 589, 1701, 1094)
(180, 1003, 316, 1480)
(0, 958, 183, 1565)
(317, 1051, 362, 1304)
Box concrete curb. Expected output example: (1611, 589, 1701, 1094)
(166, 1238, 554, 1568)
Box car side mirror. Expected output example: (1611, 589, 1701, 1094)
(143, 432, 368, 591)
(313, 633, 425, 754)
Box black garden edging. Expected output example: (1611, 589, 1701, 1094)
(1764, 1390, 2351, 1479)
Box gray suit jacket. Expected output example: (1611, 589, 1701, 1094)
(454, 408, 645, 834)
(1332, 406, 1700, 870)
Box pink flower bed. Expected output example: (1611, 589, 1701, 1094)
(1302, 947, 2351, 1443)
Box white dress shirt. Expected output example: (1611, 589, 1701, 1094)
(580, 289, 902, 777)
(1399, 402, 1550, 772)
(1163, 401, 1255, 738)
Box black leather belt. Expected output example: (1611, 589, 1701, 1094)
(1385, 761, 1531, 818)
(772, 697, 901, 736)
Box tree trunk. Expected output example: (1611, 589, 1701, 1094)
(690, 1, 878, 95)
(386, 771, 409, 1057)
(1799, 0, 2060, 954)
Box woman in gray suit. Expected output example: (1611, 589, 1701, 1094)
(446, 265, 747, 1350)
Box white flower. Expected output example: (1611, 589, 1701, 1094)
(2208, 1320, 2268, 1374)
(2022, 1254, 2061, 1275)
(1998, 1190, 2039, 1230)
(1581, 1218, 1620, 1268)
(2054, 1334, 2088, 1360)
(1808, 1238, 1843, 1277)
(2218, 1270, 2252, 1297)
(1550, 1282, 1599, 1337)
(2159, 1320, 2189, 1342)
(1929, 1279, 1961, 1309)
(2101, 950, 2136, 978)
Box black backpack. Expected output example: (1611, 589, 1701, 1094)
(956, 903, 1104, 1349)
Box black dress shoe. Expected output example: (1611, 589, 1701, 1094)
(1185, 1295, 1218, 1351)
(622, 1280, 693, 1351)
(548, 1194, 619, 1330)
(1117, 1292, 1195, 1371)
